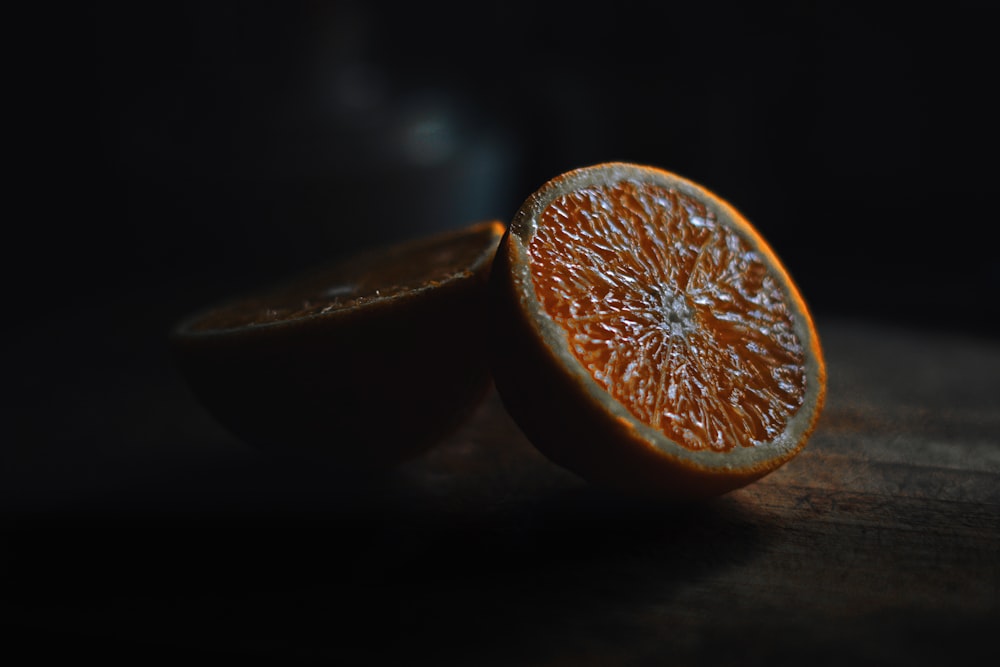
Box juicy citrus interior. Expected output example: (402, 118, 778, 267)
(528, 180, 807, 453)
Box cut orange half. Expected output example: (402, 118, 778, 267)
(489, 163, 826, 500)
(171, 220, 506, 470)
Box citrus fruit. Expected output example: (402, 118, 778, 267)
(489, 163, 826, 500)
(171, 220, 505, 470)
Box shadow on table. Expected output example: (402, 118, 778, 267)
(5, 459, 764, 664)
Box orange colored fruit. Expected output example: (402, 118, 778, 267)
(489, 163, 826, 500)
(171, 220, 505, 470)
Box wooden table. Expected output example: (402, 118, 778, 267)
(4, 317, 998, 664)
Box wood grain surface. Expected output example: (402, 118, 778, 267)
(4, 318, 998, 664)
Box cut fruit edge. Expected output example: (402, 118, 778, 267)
(172, 220, 508, 339)
(500, 163, 826, 477)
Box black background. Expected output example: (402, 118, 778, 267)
(74, 1, 997, 336)
(5, 1, 999, 662)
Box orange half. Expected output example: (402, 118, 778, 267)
(172, 220, 506, 470)
(489, 163, 826, 499)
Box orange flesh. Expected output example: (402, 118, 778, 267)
(529, 181, 806, 452)
(189, 226, 496, 332)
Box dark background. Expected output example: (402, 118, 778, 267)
(74, 0, 998, 336)
(5, 1, 998, 662)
